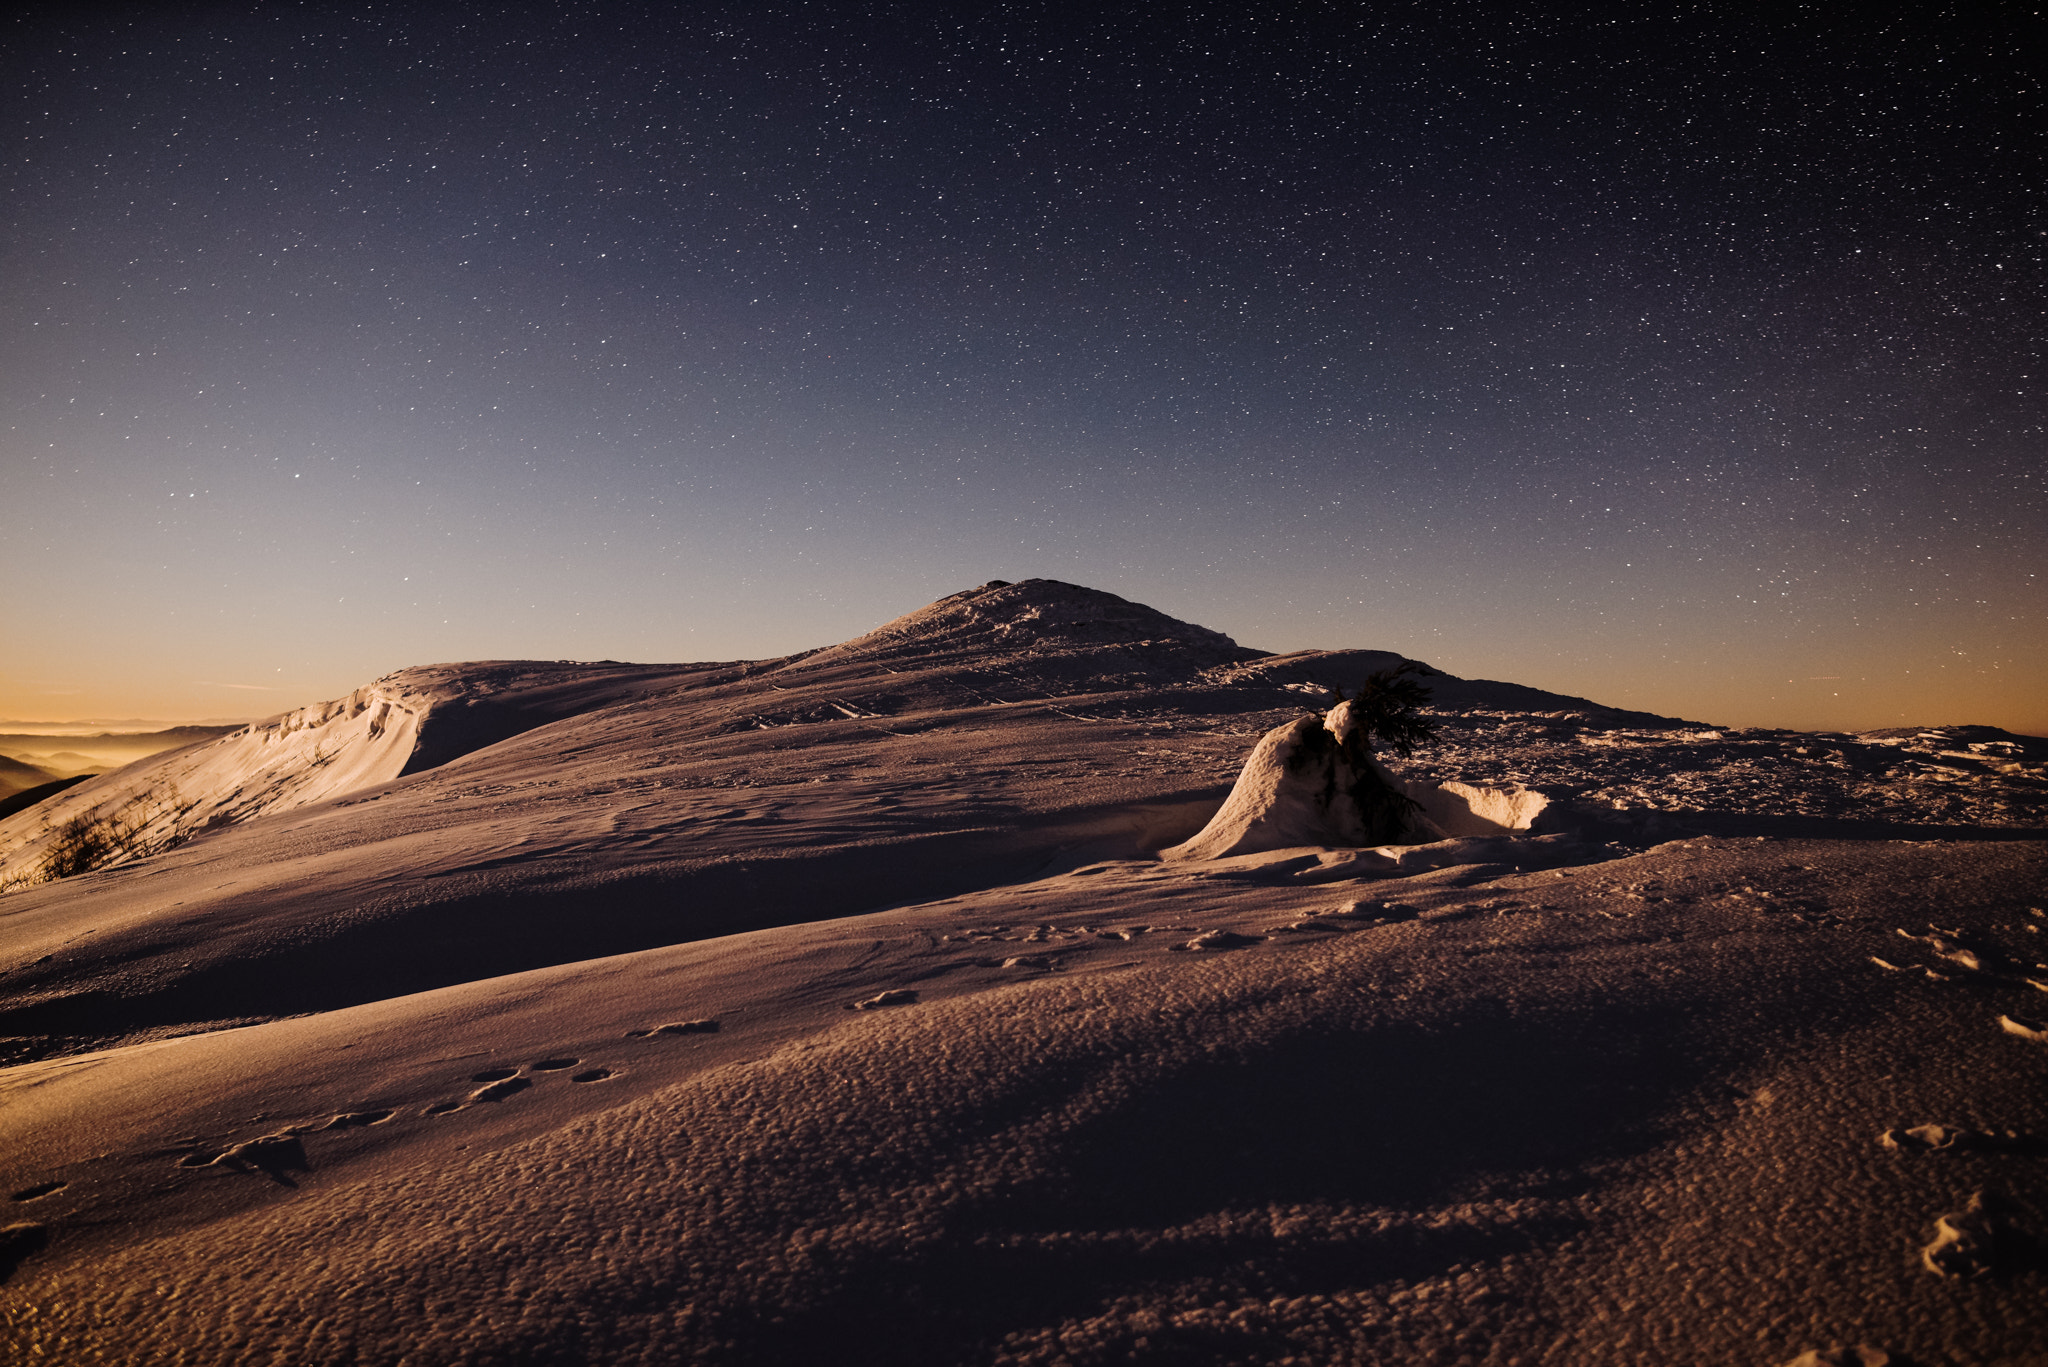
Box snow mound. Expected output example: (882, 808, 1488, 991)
(792, 579, 1258, 674)
(1165, 699, 1547, 861)
(1399, 778, 1550, 837)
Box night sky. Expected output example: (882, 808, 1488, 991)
(4, 3, 2041, 733)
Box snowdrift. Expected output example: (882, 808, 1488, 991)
(0, 661, 688, 882)
(1165, 699, 1549, 861)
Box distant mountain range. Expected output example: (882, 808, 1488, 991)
(0, 753, 61, 799)
(0, 725, 242, 780)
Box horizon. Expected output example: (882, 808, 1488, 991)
(2, 575, 2043, 738)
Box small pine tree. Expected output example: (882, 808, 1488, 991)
(1296, 662, 1442, 845)
(1347, 662, 1439, 757)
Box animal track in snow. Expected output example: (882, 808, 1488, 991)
(530, 1057, 579, 1071)
(10, 1181, 65, 1202)
(470, 1067, 519, 1083)
(322, 1109, 395, 1130)
(423, 1101, 463, 1116)
(851, 989, 918, 1010)
(571, 1067, 615, 1083)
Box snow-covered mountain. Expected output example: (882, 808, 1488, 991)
(0, 578, 1677, 881)
(1, 580, 2042, 1365)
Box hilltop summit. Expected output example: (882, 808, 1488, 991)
(792, 578, 1260, 674)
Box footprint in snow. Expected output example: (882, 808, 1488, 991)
(1896, 926, 1988, 971)
(469, 1075, 531, 1103)
(1778, 1348, 1900, 1367)
(321, 1109, 395, 1131)
(178, 1134, 308, 1181)
(2000, 1013, 2048, 1043)
(626, 1019, 720, 1037)
(220, 1134, 307, 1170)
(1324, 900, 1418, 924)
(1880, 1124, 1973, 1152)
(0, 1223, 47, 1286)
(852, 989, 918, 1010)
(1922, 1191, 2001, 1278)
(1172, 930, 1266, 952)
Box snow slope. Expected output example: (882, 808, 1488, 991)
(0, 660, 701, 880)
(1, 579, 2044, 1365)
(5, 836, 2043, 1365)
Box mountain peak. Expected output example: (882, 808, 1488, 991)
(793, 578, 1258, 671)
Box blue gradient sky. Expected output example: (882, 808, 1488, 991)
(4, 3, 2041, 733)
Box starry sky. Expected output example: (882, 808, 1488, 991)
(4, 3, 2042, 734)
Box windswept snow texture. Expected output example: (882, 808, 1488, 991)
(0, 579, 2044, 1366)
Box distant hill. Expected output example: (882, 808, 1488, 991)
(0, 773, 94, 822)
(0, 724, 241, 773)
(0, 753, 61, 798)
(26, 751, 108, 776)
